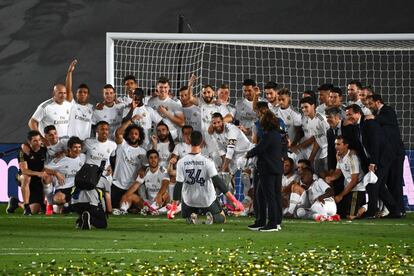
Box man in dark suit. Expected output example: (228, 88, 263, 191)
(367, 94, 406, 216)
(345, 104, 399, 218)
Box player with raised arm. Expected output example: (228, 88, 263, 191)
(167, 131, 244, 224)
(66, 60, 94, 140)
(122, 87, 162, 149)
(111, 119, 147, 215)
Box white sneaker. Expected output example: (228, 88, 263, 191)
(205, 212, 214, 225)
(112, 208, 122, 216)
(186, 213, 199, 224)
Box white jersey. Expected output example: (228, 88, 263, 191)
(176, 153, 218, 208)
(67, 101, 94, 140)
(32, 99, 72, 137)
(182, 105, 202, 132)
(112, 140, 147, 190)
(307, 178, 332, 204)
(301, 113, 329, 159)
(143, 166, 169, 202)
(282, 173, 299, 188)
(277, 106, 302, 142)
(46, 138, 69, 164)
(147, 97, 184, 139)
(316, 103, 328, 115)
(45, 153, 86, 190)
(234, 98, 257, 131)
(83, 138, 117, 171)
(92, 103, 128, 139)
(172, 142, 191, 159)
(199, 99, 230, 132)
(348, 99, 372, 116)
(336, 150, 365, 192)
(131, 105, 162, 148)
(268, 102, 280, 116)
(221, 102, 236, 118)
(156, 141, 173, 168)
(212, 123, 253, 159)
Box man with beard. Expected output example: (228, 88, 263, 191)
(151, 121, 175, 168)
(111, 120, 147, 215)
(235, 79, 259, 139)
(92, 84, 128, 140)
(347, 81, 371, 115)
(7, 131, 47, 216)
(72, 121, 117, 229)
(199, 84, 231, 132)
(210, 113, 253, 174)
(366, 94, 405, 216)
(66, 60, 94, 140)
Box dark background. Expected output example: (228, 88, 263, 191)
(1, 0, 414, 143)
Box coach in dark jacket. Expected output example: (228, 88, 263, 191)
(246, 110, 283, 232)
(345, 104, 399, 218)
(367, 94, 405, 215)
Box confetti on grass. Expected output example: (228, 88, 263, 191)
(4, 244, 414, 275)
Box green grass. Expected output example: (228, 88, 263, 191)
(1, 204, 413, 275)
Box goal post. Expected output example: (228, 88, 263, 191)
(106, 32, 414, 149)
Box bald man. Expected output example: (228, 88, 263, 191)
(29, 84, 72, 138)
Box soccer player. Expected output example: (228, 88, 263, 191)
(147, 76, 185, 139)
(199, 84, 231, 132)
(151, 121, 175, 168)
(121, 74, 138, 104)
(263, 81, 279, 115)
(7, 131, 47, 215)
(43, 136, 85, 214)
(167, 131, 244, 224)
(179, 86, 202, 132)
(277, 88, 302, 146)
(210, 112, 253, 174)
(28, 83, 72, 138)
(347, 80, 371, 115)
(316, 83, 333, 115)
(281, 158, 299, 216)
(92, 84, 128, 139)
(43, 125, 68, 164)
(328, 87, 346, 119)
(288, 167, 339, 221)
(111, 120, 147, 214)
(71, 121, 117, 229)
(66, 60, 94, 140)
(119, 149, 170, 215)
(292, 97, 329, 175)
(234, 79, 259, 139)
(82, 121, 117, 212)
(216, 84, 236, 119)
(325, 136, 366, 219)
(122, 88, 162, 149)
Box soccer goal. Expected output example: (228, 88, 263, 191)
(106, 33, 414, 149)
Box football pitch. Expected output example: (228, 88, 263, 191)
(1, 205, 413, 275)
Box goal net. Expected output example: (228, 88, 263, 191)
(106, 33, 414, 149)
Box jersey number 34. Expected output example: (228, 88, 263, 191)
(185, 169, 206, 186)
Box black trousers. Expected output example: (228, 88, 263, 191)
(254, 172, 282, 227)
(72, 203, 107, 229)
(365, 164, 397, 217)
(111, 185, 127, 209)
(387, 154, 405, 214)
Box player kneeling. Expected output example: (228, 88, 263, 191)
(167, 131, 244, 224)
(118, 149, 171, 215)
(286, 167, 340, 221)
